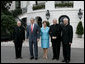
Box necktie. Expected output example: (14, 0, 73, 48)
(31, 24, 33, 32)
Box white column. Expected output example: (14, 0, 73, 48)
(45, 1, 55, 10)
(74, 1, 84, 10)
(9, 1, 15, 11)
(27, 1, 35, 13)
(21, 1, 27, 8)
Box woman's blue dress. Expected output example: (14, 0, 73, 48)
(41, 27, 49, 48)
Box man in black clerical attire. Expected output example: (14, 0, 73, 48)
(13, 21, 25, 59)
(61, 18, 73, 63)
(49, 19, 61, 60)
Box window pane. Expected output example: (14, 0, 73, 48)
(55, 1, 73, 8)
(16, 1, 20, 9)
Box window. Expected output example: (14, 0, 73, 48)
(32, 1, 46, 10)
(35, 1, 46, 5)
(35, 16, 42, 27)
(15, 1, 21, 9)
(55, 1, 73, 8)
(58, 15, 70, 25)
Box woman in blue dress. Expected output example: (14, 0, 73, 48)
(40, 21, 50, 59)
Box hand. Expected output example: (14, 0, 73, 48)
(52, 36, 56, 39)
(37, 39, 39, 42)
(52, 36, 54, 39)
(37, 31, 39, 33)
(25, 39, 28, 42)
(13, 40, 14, 42)
(54, 37, 57, 39)
(69, 42, 72, 45)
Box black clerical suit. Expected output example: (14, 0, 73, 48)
(13, 26, 25, 58)
(61, 24, 73, 61)
(49, 24, 61, 59)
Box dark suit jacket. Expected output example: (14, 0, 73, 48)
(13, 26, 25, 43)
(27, 23, 40, 43)
(49, 24, 62, 42)
(62, 24, 73, 44)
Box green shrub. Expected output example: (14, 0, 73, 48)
(33, 4, 45, 10)
(1, 12, 17, 36)
(1, 1, 22, 41)
(55, 3, 73, 8)
(11, 8, 22, 17)
(76, 21, 84, 35)
(46, 21, 50, 27)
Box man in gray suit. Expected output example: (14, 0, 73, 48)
(27, 18, 40, 60)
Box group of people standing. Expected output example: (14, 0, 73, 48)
(13, 17, 73, 63)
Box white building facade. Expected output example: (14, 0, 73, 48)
(9, 1, 84, 38)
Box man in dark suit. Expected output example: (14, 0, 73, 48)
(61, 18, 73, 63)
(49, 19, 61, 60)
(27, 18, 40, 60)
(13, 21, 25, 59)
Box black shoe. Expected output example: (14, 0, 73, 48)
(52, 57, 56, 60)
(19, 57, 23, 59)
(30, 57, 34, 60)
(66, 60, 70, 63)
(62, 60, 66, 62)
(35, 58, 38, 60)
(15, 57, 19, 59)
(56, 58, 59, 60)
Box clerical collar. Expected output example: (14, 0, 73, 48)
(64, 24, 68, 26)
(53, 24, 57, 25)
(31, 23, 34, 25)
(17, 26, 21, 28)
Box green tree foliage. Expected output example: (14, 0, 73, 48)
(11, 8, 22, 18)
(1, 12, 17, 34)
(76, 21, 84, 35)
(1, 1, 17, 41)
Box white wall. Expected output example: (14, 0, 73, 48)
(8, 1, 84, 48)
(9, 1, 15, 11)
(26, 8, 84, 38)
(14, 1, 84, 38)
(74, 1, 84, 9)
(26, 1, 84, 38)
(45, 1, 55, 10)
(21, 1, 28, 8)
